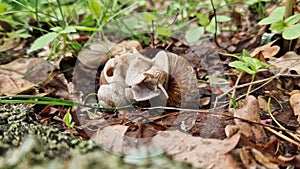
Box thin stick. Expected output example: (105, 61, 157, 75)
(265, 127, 300, 147)
(267, 97, 300, 142)
(141, 106, 299, 134)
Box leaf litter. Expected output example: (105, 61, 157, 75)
(2, 2, 300, 169)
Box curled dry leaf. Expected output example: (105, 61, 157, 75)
(233, 95, 267, 143)
(225, 124, 240, 138)
(250, 40, 280, 59)
(290, 93, 300, 124)
(149, 131, 240, 168)
(98, 49, 199, 108)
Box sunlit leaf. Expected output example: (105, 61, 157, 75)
(242, 57, 269, 72)
(27, 32, 58, 53)
(285, 13, 300, 26)
(206, 17, 220, 34)
(60, 26, 77, 34)
(88, 0, 102, 19)
(196, 13, 210, 26)
(229, 61, 256, 74)
(75, 26, 98, 31)
(258, 6, 285, 25)
(270, 21, 285, 32)
(216, 15, 231, 22)
(144, 13, 157, 23)
(282, 24, 300, 40)
(156, 27, 172, 37)
(50, 26, 62, 32)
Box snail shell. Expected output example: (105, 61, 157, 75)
(98, 49, 199, 109)
(158, 51, 199, 109)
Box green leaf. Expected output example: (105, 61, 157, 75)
(216, 15, 231, 22)
(27, 32, 58, 53)
(242, 57, 267, 72)
(75, 26, 98, 32)
(242, 49, 251, 58)
(227, 94, 238, 109)
(282, 24, 300, 40)
(67, 41, 82, 52)
(60, 26, 77, 34)
(196, 13, 210, 26)
(258, 6, 285, 25)
(285, 14, 300, 26)
(50, 26, 62, 32)
(144, 13, 157, 23)
(229, 61, 256, 74)
(63, 108, 72, 128)
(80, 15, 95, 27)
(88, 0, 102, 19)
(156, 27, 172, 37)
(270, 21, 285, 32)
(206, 17, 220, 34)
(185, 26, 204, 44)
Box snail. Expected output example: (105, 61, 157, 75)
(97, 48, 199, 109)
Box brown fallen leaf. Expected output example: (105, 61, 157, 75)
(149, 131, 241, 168)
(0, 58, 54, 84)
(290, 93, 300, 124)
(234, 95, 267, 143)
(250, 40, 280, 59)
(239, 147, 279, 169)
(0, 75, 35, 95)
(268, 51, 300, 75)
(91, 125, 129, 154)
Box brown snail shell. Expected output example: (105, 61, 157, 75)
(98, 49, 199, 109)
(160, 51, 199, 108)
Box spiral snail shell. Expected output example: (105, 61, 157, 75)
(97, 48, 199, 109)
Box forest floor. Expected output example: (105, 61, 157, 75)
(1, 1, 300, 168)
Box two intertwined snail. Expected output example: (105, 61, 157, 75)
(97, 45, 199, 109)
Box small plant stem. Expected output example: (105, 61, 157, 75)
(68, 128, 75, 138)
(34, 0, 40, 28)
(283, 0, 294, 52)
(62, 33, 67, 53)
(56, 0, 66, 27)
(246, 74, 256, 97)
(229, 72, 243, 109)
(209, 0, 221, 49)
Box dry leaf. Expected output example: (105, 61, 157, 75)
(149, 131, 240, 168)
(91, 125, 129, 154)
(239, 147, 279, 169)
(268, 52, 300, 75)
(225, 125, 240, 138)
(258, 95, 268, 112)
(251, 148, 279, 169)
(0, 58, 54, 84)
(290, 93, 300, 124)
(250, 40, 280, 59)
(0, 75, 35, 95)
(234, 95, 267, 143)
(78, 42, 114, 68)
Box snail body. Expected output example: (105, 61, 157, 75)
(97, 49, 199, 109)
